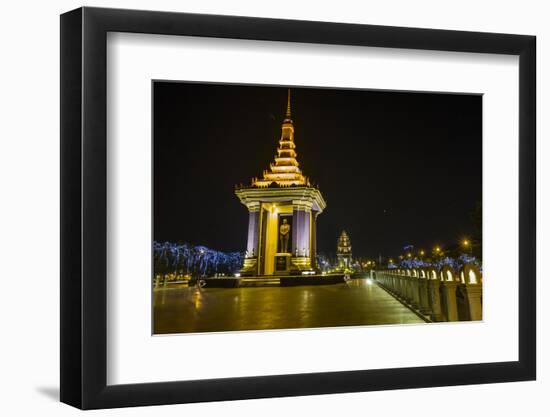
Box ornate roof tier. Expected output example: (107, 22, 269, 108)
(250, 89, 311, 188)
(235, 186, 327, 213)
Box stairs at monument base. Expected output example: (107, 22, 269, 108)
(239, 277, 281, 287)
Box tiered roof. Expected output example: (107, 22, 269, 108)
(251, 90, 310, 188)
(337, 231, 352, 254)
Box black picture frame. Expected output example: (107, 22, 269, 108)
(60, 6, 536, 410)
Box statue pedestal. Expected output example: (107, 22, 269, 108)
(274, 253, 292, 275)
(240, 257, 258, 276)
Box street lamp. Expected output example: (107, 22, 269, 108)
(461, 239, 472, 255)
(198, 249, 205, 277)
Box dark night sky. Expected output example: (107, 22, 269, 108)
(153, 82, 481, 259)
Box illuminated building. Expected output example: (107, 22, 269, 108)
(235, 90, 326, 275)
(337, 230, 353, 269)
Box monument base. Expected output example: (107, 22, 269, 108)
(240, 255, 318, 276)
(290, 256, 315, 274)
(239, 257, 258, 276)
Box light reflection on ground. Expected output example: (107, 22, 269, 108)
(153, 279, 424, 334)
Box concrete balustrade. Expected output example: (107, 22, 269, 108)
(373, 264, 482, 322)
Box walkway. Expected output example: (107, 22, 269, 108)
(154, 279, 424, 334)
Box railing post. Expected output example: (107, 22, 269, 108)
(460, 265, 483, 321)
(408, 269, 419, 308)
(440, 266, 459, 321)
(417, 269, 431, 316)
(404, 270, 413, 304)
(397, 271, 404, 298)
(427, 268, 443, 321)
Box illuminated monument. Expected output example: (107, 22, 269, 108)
(337, 230, 353, 270)
(235, 90, 326, 276)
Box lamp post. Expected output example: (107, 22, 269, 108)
(198, 248, 205, 277)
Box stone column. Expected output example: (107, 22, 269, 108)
(310, 211, 318, 268)
(403, 273, 412, 302)
(245, 202, 260, 258)
(460, 265, 483, 321)
(418, 275, 431, 315)
(409, 272, 420, 308)
(427, 271, 443, 321)
(291, 202, 311, 257)
(441, 281, 459, 321)
(396, 273, 403, 297)
(463, 284, 483, 321)
(428, 278, 443, 321)
(397, 274, 404, 297)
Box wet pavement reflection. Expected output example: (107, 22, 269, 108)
(153, 279, 424, 334)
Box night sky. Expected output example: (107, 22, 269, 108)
(153, 82, 481, 259)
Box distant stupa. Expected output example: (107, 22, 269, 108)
(337, 230, 352, 270)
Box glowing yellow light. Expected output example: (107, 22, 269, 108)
(419, 250, 425, 256)
(462, 239, 470, 246)
(468, 269, 477, 284)
(407, 253, 412, 258)
(434, 246, 441, 253)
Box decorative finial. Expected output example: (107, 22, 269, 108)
(286, 88, 291, 118)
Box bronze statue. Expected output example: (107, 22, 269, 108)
(279, 218, 291, 253)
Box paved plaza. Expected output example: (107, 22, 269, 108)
(153, 279, 424, 334)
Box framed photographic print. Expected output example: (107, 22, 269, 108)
(60, 6, 536, 409)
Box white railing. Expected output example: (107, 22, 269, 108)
(372, 264, 482, 322)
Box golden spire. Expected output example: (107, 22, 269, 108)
(251, 89, 309, 188)
(285, 88, 292, 120)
